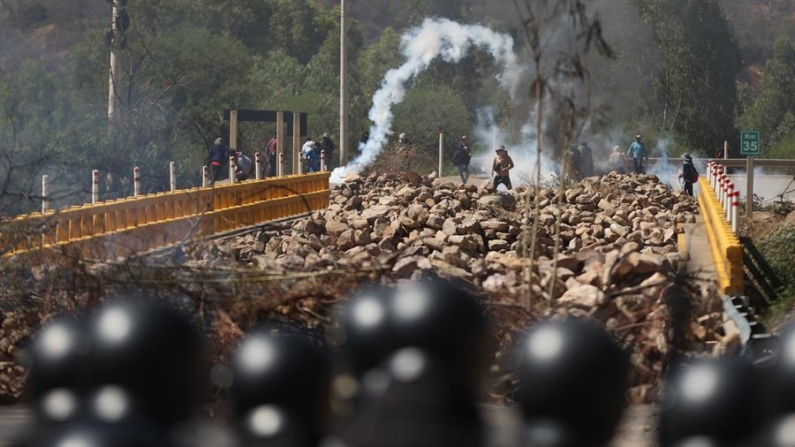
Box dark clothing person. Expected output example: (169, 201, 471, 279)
(321, 134, 335, 169)
(452, 139, 472, 184)
(569, 146, 583, 180)
(715, 147, 724, 159)
(266, 136, 278, 177)
(208, 138, 227, 184)
(679, 155, 698, 197)
(235, 152, 253, 181)
(492, 147, 515, 190)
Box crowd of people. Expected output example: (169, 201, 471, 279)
(206, 133, 337, 184)
(206, 131, 704, 196)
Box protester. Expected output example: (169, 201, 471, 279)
(321, 132, 335, 170)
(266, 133, 278, 177)
(302, 137, 320, 172)
(679, 153, 698, 196)
(492, 145, 515, 190)
(627, 134, 648, 174)
(569, 144, 583, 180)
(452, 135, 472, 184)
(609, 145, 625, 173)
(234, 150, 253, 181)
(207, 137, 227, 184)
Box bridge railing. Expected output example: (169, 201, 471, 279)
(0, 172, 330, 259)
(697, 171, 743, 295)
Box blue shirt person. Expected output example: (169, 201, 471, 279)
(627, 134, 648, 174)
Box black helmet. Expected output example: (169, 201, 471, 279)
(514, 318, 629, 447)
(87, 298, 204, 426)
(658, 357, 762, 446)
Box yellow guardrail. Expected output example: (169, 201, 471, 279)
(0, 173, 330, 259)
(697, 177, 743, 295)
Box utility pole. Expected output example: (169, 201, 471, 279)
(339, 0, 349, 166)
(106, 0, 129, 121)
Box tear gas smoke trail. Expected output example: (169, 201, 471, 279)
(331, 18, 524, 183)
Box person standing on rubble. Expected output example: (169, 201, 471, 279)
(452, 135, 472, 184)
(492, 146, 515, 190)
(321, 132, 335, 170)
(580, 142, 594, 177)
(627, 134, 648, 174)
(609, 145, 625, 173)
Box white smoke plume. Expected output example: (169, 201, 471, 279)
(469, 108, 560, 190)
(331, 18, 524, 183)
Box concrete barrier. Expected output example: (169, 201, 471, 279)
(697, 177, 743, 295)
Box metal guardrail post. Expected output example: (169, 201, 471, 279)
(278, 152, 284, 177)
(229, 156, 236, 184)
(731, 192, 740, 234)
(321, 150, 326, 172)
(202, 165, 209, 187)
(92, 170, 99, 204)
(42, 175, 49, 214)
(255, 152, 262, 180)
(169, 162, 177, 192)
(134, 167, 141, 197)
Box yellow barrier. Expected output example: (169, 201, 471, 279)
(0, 173, 330, 259)
(697, 177, 743, 295)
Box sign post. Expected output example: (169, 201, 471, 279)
(741, 131, 760, 218)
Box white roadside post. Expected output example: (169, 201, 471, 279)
(726, 183, 734, 220)
(321, 150, 327, 172)
(278, 152, 284, 177)
(229, 156, 236, 184)
(202, 165, 209, 187)
(42, 175, 49, 214)
(731, 192, 740, 234)
(92, 170, 99, 204)
(255, 152, 262, 180)
(169, 162, 177, 192)
(134, 167, 141, 197)
(438, 133, 444, 176)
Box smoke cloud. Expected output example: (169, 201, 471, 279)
(331, 18, 524, 182)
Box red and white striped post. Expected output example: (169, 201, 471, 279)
(169, 162, 176, 192)
(321, 150, 326, 171)
(711, 164, 718, 190)
(255, 152, 262, 180)
(229, 155, 236, 184)
(725, 182, 734, 220)
(278, 152, 284, 177)
(202, 165, 209, 187)
(42, 175, 49, 214)
(709, 161, 716, 186)
(731, 191, 740, 234)
(134, 167, 141, 197)
(92, 170, 100, 204)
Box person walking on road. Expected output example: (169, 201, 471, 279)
(207, 137, 228, 184)
(627, 134, 648, 174)
(492, 146, 515, 190)
(452, 135, 472, 184)
(679, 153, 698, 197)
(266, 133, 278, 177)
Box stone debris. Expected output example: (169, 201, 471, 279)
(0, 171, 725, 405)
(181, 171, 719, 404)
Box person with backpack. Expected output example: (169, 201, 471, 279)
(452, 135, 472, 184)
(207, 137, 228, 184)
(679, 153, 698, 196)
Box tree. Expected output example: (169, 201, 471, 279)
(634, 0, 742, 150)
(741, 37, 795, 151)
(391, 85, 471, 154)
